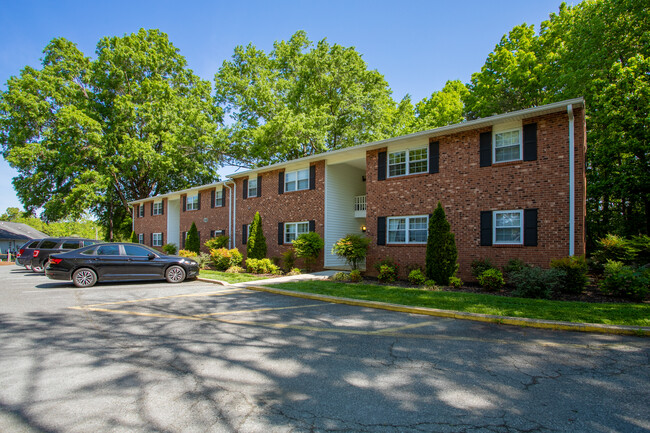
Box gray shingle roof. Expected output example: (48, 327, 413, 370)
(0, 221, 48, 241)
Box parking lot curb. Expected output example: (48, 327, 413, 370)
(218, 283, 648, 337)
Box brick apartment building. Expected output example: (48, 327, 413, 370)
(130, 98, 586, 280)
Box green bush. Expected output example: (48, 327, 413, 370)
(205, 236, 229, 250)
(332, 234, 371, 270)
(286, 268, 302, 276)
(349, 269, 362, 282)
(195, 252, 211, 270)
(408, 269, 426, 286)
(210, 248, 243, 271)
(225, 266, 244, 274)
(378, 264, 398, 283)
(186, 222, 200, 254)
(477, 268, 505, 291)
(449, 276, 463, 288)
(162, 243, 178, 255)
(245, 258, 281, 274)
(425, 202, 458, 285)
(593, 234, 638, 265)
(130, 231, 138, 243)
(509, 266, 566, 299)
(550, 255, 589, 294)
(281, 248, 297, 272)
(178, 249, 196, 258)
(293, 232, 324, 271)
(423, 280, 438, 290)
(629, 235, 650, 265)
(502, 258, 528, 276)
(247, 211, 267, 259)
(471, 258, 496, 278)
(330, 272, 349, 282)
(374, 257, 399, 275)
(600, 260, 650, 301)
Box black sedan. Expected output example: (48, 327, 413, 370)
(45, 243, 199, 288)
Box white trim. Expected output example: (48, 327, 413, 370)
(568, 104, 575, 256)
(138, 233, 144, 244)
(493, 210, 524, 245)
(186, 193, 199, 211)
(152, 233, 163, 247)
(284, 221, 310, 244)
(492, 128, 522, 164)
(387, 215, 429, 244)
(387, 147, 428, 178)
(153, 201, 163, 216)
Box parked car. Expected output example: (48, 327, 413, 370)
(45, 242, 199, 288)
(16, 239, 44, 269)
(30, 237, 100, 273)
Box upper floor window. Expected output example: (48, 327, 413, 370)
(388, 147, 428, 177)
(493, 128, 522, 163)
(284, 221, 309, 244)
(248, 178, 258, 198)
(138, 205, 144, 218)
(186, 194, 199, 211)
(387, 215, 428, 244)
(153, 201, 163, 215)
(215, 190, 223, 207)
(285, 169, 309, 192)
(494, 210, 523, 244)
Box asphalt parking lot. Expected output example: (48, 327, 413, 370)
(1, 264, 649, 433)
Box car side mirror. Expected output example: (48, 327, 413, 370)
(148, 253, 156, 260)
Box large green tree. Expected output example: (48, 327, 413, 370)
(214, 30, 407, 167)
(0, 29, 223, 240)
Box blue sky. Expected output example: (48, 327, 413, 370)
(0, 0, 569, 215)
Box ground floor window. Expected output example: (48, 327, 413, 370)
(284, 221, 309, 243)
(494, 210, 523, 244)
(138, 233, 144, 244)
(387, 215, 428, 244)
(153, 233, 163, 247)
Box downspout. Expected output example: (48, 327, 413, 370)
(567, 104, 575, 256)
(223, 180, 236, 249)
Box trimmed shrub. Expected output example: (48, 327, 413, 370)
(210, 248, 243, 271)
(281, 248, 296, 272)
(378, 264, 398, 283)
(478, 268, 505, 291)
(178, 249, 196, 258)
(349, 269, 362, 282)
(332, 234, 371, 270)
(509, 266, 566, 299)
(225, 266, 244, 274)
(374, 257, 399, 277)
(471, 258, 496, 278)
(205, 236, 229, 250)
(186, 222, 200, 254)
(330, 272, 349, 282)
(162, 243, 178, 255)
(600, 260, 650, 301)
(293, 232, 324, 271)
(408, 269, 426, 286)
(245, 258, 281, 274)
(550, 255, 589, 294)
(449, 276, 463, 288)
(425, 202, 458, 285)
(247, 211, 267, 259)
(423, 280, 439, 290)
(502, 259, 528, 277)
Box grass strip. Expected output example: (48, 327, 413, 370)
(269, 281, 650, 327)
(199, 270, 269, 284)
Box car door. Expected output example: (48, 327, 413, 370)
(122, 244, 164, 279)
(93, 244, 127, 280)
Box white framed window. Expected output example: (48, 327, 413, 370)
(285, 168, 309, 192)
(186, 194, 199, 211)
(387, 215, 428, 244)
(153, 201, 163, 215)
(138, 205, 144, 218)
(493, 128, 522, 163)
(388, 147, 428, 177)
(138, 233, 144, 244)
(493, 210, 523, 244)
(248, 178, 258, 197)
(215, 190, 223, 207)
(284, 221, 309, 244)
(152, 233, 163, 247)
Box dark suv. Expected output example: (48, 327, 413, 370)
(16, 239, 44, 269)
(30, 237, 100, 273)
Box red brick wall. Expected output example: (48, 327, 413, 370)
(179, 187, 231, 253)
(365, 109, 587, 281)
(235, 161, 326, 266)
(132, 199, 168, 252)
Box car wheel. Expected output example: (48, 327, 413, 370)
(32, 263, 44, 273)
(73, 268, 97, 288)
(25, 265, 31, 270)
(165, 265, 186, 283)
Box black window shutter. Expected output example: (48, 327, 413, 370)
(309, 220, 315, 232)
(197, 192, 201, 210)
(309, 165, 316, 190)
(480, 131, 492, 167)
(210, 230, 214, 238)
(162, 233, 165, 245)
(278, 222, 284, 245)
(523, 123, 537, 161)
(257, 175, 262, 197)
(480, 211, 493, 246)
(243, 179, 248, 199)
(161, 201, 164, 215)
(182, 232, 186, 248)
(378, 151, 387, 181)
(221, 187, 226, 207)
(151, 202, 154, 216)
(278, 171, 284, 194)
(429, 141, 439, 174)
(182, 196, 186, 212)
(524, 208, 538, 246)
(150, 233, 153, 246)
(242, 224, 248, 245)
(377, 216, 386, 246)
(211, 190, 215, 208)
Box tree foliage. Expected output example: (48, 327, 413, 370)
(425, 202, 458, 285)
(215, 30, 406, 167)
(0, 207, 103, 239)
(0, 29, 223, 240)
(247, 211, 267, 259)
(293, 231, 324, 271)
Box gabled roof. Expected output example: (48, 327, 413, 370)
(0, 221, 48, 241)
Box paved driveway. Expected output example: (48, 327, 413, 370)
(0, 265, 649, 432)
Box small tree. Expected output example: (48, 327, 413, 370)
(425, 202, 458, 285)
(247, 211, 267, 259)
(332, 234, 370, 270)
(186, 222, 200, 254)
(293, 231, 324, 271)
(130, 231, 138, 243)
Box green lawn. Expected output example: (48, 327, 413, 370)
(269, 281, 650, 327)
(199, 270, 269, 284)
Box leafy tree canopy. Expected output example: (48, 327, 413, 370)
(0, 207, 104, 239)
